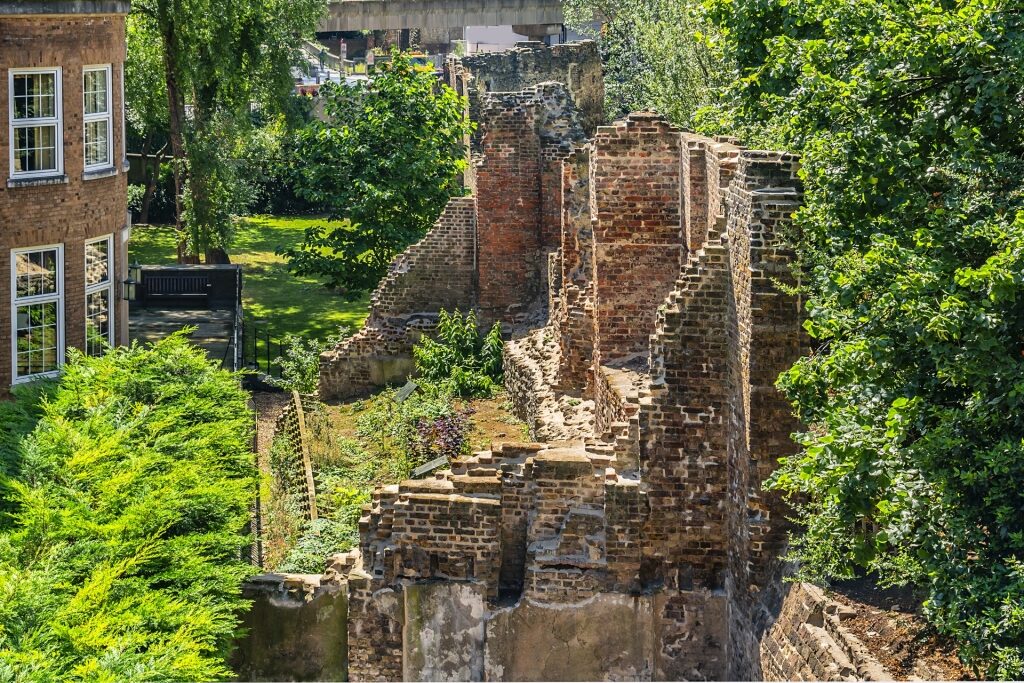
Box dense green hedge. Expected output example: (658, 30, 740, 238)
(0, 334, 256, 681)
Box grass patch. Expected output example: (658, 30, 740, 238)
(129, 216, 370, 341)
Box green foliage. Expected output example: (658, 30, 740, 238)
(703, 0, 1024, 676)
(234, 112, 317, 216)
(355, 386, 472, 470)
(563, 0, 725, 126)
(282, 52, 473, 297)
(270, 389, 473, 574)
(0, 333, 256, 681)
(127, 183, 146, 216)
(271, 327, 351, 394)
(129, 0, 325, 256)
(125, 14, 168, 154)
(413, 309, 503, 398)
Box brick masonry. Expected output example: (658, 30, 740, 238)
(0, 8, 129, 393)
(315, 42, 881, 682)
(319, 197, 476, 400)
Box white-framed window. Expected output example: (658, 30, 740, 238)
(83, 65, 112, 170)
(84, 235, 114, 356)
(11, 245, 64, 383)
(9, 68, 63, 178)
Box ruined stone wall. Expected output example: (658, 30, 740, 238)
(591, 113, 684, 368)
(447, 40, 604, 144)
(305, 41, 885, 683)
(556, 145, 596, 394)
(760, 583, 893, 681)
(231, 574, 348, 681)
(475, 83, 585, 325)
(319, 197, 476, 400)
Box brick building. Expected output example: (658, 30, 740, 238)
(0, 1, 130, 392)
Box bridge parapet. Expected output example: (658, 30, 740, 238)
(320, 0, 565, 32)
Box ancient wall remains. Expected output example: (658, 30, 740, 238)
(319, 197, 475, 399)
(331, 115, 812, 682)
(302, 41, 895, 683)
(591, 113, 684, 368)
(447, 40, 604, 144)
(475, 83, 585, 324)
(231, 574, 348, 681)
(761, 583, 893, 681)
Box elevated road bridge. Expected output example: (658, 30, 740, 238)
(319, 0, 564, 32)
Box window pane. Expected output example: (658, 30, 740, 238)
(86, 288, 111, 356)
(15, 249, 58, 298)
(13, 125, 57, 173)
(83, 69, 108, 115)
(85, 239, 110, 286)
(16, 301, 59, 376)
(84, 120, 109, 167)
(13, 72, 56, 119)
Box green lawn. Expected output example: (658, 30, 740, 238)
(129, 216, 370, 341)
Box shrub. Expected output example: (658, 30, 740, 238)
(0, 334, 255, 681)
(127, 183, 146, 216)
(413, 309, 503, 397)
(271, 327, 350, 394)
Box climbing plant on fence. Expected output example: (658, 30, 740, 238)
(0, 333, 256, 681)
(701, 0, 1024, 676)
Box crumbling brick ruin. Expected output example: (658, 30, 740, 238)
(313, 42, 887, 681)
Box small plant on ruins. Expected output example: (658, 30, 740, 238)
(272, 326, 351, 394)
(413, 309, 504, 398)
(355, 386, 472, 469)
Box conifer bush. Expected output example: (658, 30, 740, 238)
(0, 333, 256, 681)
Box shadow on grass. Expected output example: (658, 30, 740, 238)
(128, 217, 370, 341)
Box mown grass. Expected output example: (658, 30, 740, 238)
(129, 216, 370, 341)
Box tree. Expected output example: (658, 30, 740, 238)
(0, 334, 255, 681)
(562, 0, 725, 127)
(125, 14, 169, 224)
(129, 0, 324, 262)
(701, 0, 1024, 676)
(282, 52, 473, 297)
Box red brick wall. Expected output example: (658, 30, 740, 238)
(319, 197, 477, 400)
(475, 84, 585, 325)
(0, 12, 128, 392)
(591, 113, 684, 367)
(475, 94, 542, 325)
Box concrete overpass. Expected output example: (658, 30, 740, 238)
(318, 0, 565, 32)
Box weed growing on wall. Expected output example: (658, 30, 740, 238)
(413, 309, 503, 397)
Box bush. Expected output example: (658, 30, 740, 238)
(0, 333, 256, 681)
(704, 1, 1024, 675)
(271, 327, 350, 394)
(127, 183, 146, 216)
(413, 309, 503, 397)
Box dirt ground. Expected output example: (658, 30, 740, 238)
(828, 577, 976, 680)
(320, 390, 530, 453)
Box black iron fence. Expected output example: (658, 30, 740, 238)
(242, 318, 286, 378)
